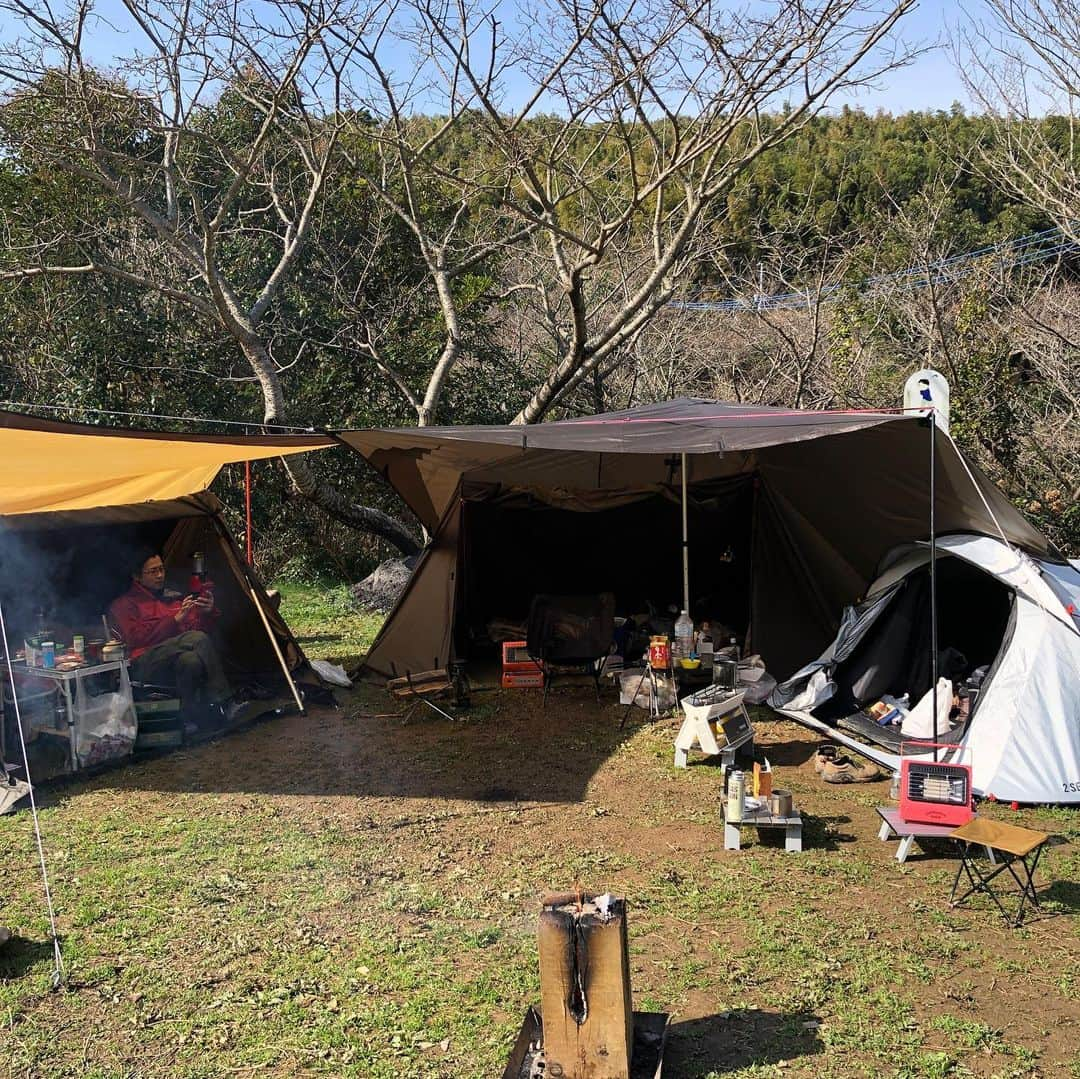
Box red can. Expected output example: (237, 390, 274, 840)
(648, 635, 671, 670)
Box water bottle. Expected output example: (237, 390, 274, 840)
(674, 610, 693, 661)
(726, 770, 746, 822)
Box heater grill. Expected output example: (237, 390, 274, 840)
(899, 757, 974, 827)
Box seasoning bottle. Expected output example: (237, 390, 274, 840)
(698, 623, 714, 670)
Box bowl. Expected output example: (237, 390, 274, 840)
(678, 657, 701, 670)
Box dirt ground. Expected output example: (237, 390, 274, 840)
(3, 674, 1079, 1078)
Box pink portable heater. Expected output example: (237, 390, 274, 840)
(899, 741, 974, 827)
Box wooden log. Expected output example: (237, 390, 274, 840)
(537, 893, 633, 1079)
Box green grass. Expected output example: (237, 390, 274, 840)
(273, 580, 384, 668)
(1, 583, 1077, 1077)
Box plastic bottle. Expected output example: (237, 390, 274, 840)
(673, 610, 693, 661)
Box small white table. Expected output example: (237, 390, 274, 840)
(18, 660, 136, 771)
(723, 804, 803, 852)
(674, 689, 752, 768)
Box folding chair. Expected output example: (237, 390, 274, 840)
(526, 593, 616, 707)
(386, 667, 457, 721)
(948, 817, 1049, 927)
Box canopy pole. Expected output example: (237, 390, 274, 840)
(244, 461, 253, 566)
(681, 452, 690, 614)
(0, 597, 65, 988)
(930, 414, 939, 761)
(243, 573, 306, 715)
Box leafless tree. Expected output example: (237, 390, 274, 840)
(0, 0, 919, 555)
(959, 0, 1080, 242)
(411, 0, 918, 423)
(0, 0, 426, 552)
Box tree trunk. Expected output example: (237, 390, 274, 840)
(237, 333, 422, 555)
(283, 454, 422, 555)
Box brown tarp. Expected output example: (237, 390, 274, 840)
(337, 398, 1058, 679)
(364, 495, 462, 678)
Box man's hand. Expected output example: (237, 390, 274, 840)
(175, 595, 199, 622)
(194, 591, 214, 612)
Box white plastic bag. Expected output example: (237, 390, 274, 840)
(618, 669, 675, 711)
(310, 659, 352, 687)
(901, 678, 953, 740)
(75, 673, 137, 768)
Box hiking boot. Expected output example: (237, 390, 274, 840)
(822, 755, 881, 784)
(813, 745, 840, 774)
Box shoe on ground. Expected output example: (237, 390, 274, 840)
(813, 745, 840, 774)
(226, 698, 250, 723)
(823, 755, 881, 783)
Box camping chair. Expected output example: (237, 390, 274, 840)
(386, 667, 458, 721)
(948, 818, 1050, 927)
(526, 593, 616, 706)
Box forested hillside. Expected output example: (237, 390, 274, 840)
(1, 0, 1077, 571)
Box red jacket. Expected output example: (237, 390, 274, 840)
(108, 582, 218, 660)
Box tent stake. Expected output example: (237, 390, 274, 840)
(930, 413, 938, 761)
(243, 572, 306, 715)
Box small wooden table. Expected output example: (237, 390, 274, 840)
(723, 804, 802, 852)
(875, 807, 992, 865)
(949, 818, 1049, 927)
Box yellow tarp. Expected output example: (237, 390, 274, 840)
(0, 413, 335, 516)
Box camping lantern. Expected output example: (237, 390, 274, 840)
(903, 369, 950, 432)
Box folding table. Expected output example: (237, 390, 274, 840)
(948, 817, 1049, 927)
(876, 807, 998, 865)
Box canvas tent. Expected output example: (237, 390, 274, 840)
(334, 398, 1049, 673)
(771, 535, 1080, 803)
(338, 398, 1080, 803)
(0, 410, 335, 775)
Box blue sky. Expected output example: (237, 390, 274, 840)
(842, 2, 980, 114)
(0, 1, 1003, 116)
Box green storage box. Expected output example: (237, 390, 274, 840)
(135, 700, 183, 750)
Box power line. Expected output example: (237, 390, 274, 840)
(672, 224, 1076, 313)
(0, 400, 319, 434)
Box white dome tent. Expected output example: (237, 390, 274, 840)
(771, 534, 1080, 804)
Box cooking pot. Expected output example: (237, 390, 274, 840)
(769, 788, 793, 816)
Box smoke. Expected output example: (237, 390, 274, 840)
(0, 521, 173, 651)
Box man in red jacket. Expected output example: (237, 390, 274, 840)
(109, 549, 232, 730)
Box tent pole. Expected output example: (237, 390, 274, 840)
(930, 414, 939, 761)
(243, 573, 306, 715)
(244, 461, 253, 566)
(681, 452, 690, 614)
